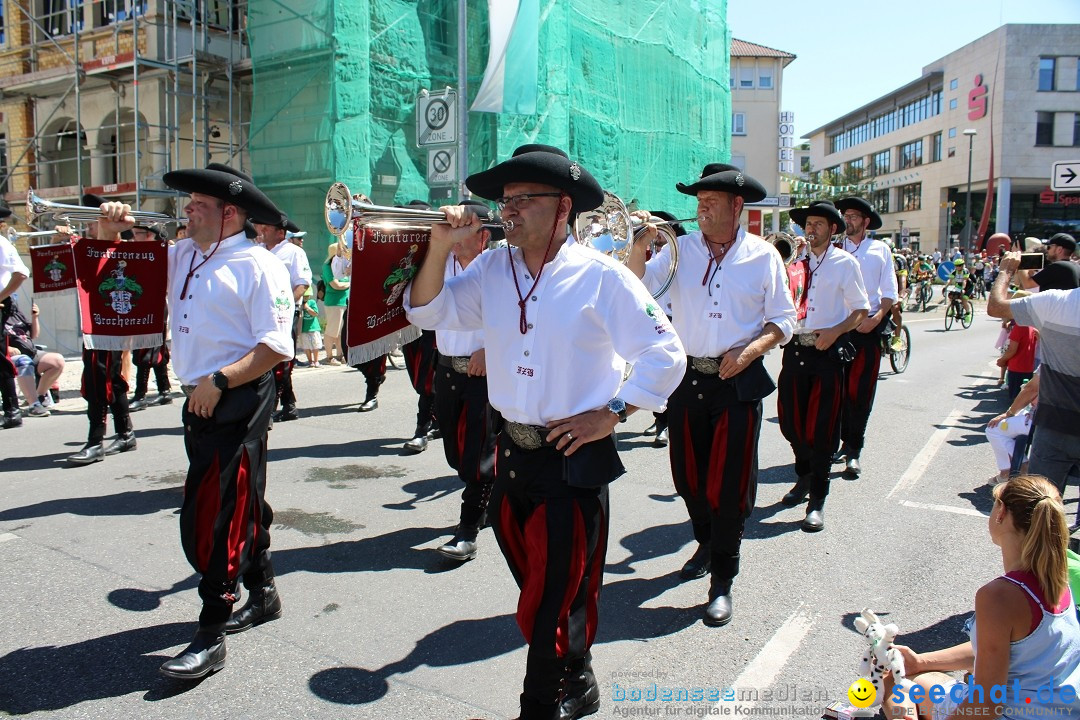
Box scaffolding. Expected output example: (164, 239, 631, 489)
(0, 0, 252, 225)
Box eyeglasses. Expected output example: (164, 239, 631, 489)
(841, 213, 865, 220)
(495, 192, 562, 211)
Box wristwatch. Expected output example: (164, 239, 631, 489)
(607, 397, 628, 423)
(211, 371, 230, 391)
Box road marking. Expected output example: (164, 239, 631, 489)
(886, 409, 965, 499)
(900, 500, 988, 518)
(716, 603, 814, 709)
(0, 533, 20, 543)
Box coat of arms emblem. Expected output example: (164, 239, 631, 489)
(97, 260, 143, 315)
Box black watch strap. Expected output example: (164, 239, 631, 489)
(212, 371, 229, 391)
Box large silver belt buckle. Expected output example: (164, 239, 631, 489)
(691, 356, 720, 375)
(795, 333, 817, 347)
(506, 421, 543, 451)
(451, 356, 470, 374)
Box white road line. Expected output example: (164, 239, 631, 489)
(716, 603, 814, 709)
(886, 409, 966, 499)
(900, 500, 989, 518)
(0, 533, 20, 543)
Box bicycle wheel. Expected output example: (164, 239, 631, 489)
(890, 325, 911, 373)
(961, 305, 973, 329)
(944, 303, 955, 330)
(919, 284, 932, 312)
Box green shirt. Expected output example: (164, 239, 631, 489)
(321, 261, 349, 306)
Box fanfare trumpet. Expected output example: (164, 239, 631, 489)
(324, 182, 512, 238)
(26, 190, 186, 231)
(572, 191, 691, 299)
(6, 228, 62, 243)
(765, 231, 801, 266)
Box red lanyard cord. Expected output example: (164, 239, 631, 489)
(507, 195, 565, 335)
(178, 210, 228, 300)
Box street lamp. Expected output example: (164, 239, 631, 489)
(962, 128, 977, 255)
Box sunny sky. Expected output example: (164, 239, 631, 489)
(726, 0, 1080, 141)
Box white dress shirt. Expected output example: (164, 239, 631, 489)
(839, 236, 898, 314)
(0, 235, 29, 290)
(799, 246, 870, 331)
(264, 239, 312, 291)
(436, 252, 483, 357)
(641, 227, 796, 358)
(404, 238, 686, 424)
(169, 232, 295, 385)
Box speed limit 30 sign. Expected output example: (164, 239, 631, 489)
(417, 89, 458, 146)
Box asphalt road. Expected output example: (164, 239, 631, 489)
(0, 302, 1033, 719)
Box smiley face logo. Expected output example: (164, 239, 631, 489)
(848, 678, 876, 708)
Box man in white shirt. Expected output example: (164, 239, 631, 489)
(0, 205, 29, 429)
(254, 217, 311, 422)
(628, 163, 796, 628)
(127, 164, 294, 680)
(777, 201, 869, 531)
(405, 144, 685, 720)
(832, 197, 898, 479)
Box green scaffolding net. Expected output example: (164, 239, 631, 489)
(247, 0, 730, 262)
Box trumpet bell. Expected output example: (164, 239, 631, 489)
(325, 182, 353, 237)
(765, 232, 799, 266)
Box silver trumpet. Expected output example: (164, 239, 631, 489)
(765, 232, 801, 266)
(26, 189, 186, 231)
(324, 182, 513, 238)
(6, 228, 63, 244)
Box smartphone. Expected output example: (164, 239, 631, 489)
(1019, 253, 1044, 270)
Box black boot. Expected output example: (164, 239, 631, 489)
(403, 421, 431, 453)
(704, 577, 733, 627)
(781, 474, 812, 506)
(437, 525, 479, 561)
(159, 624, 227, 680)
(104, 431, 137, 456)
(358, 394, 379, 412)
(802, 497, 825, 533)
(843, 455, 861, 479)
(558, 654, 600, 719)
(68, 443, 105, 465)
(273, 404, 299, 422)
(2, 409, 22, 429)
(225, 579, 282, 634)
(831, 444, 850, 464)
(679, 543, 711, 580)
(518, 693, 560, 720)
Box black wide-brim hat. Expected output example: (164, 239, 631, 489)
(676, 163, 767, 203)
(82, 193, 108, 208)
(835, 196, 882, 230)
(163, 167, 284, 225)
(460, 199, 505, 242)
(466, 145, 604, 216)
(790, 200, 845, 234)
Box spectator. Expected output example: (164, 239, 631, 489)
(3, 302, 64, 417)
(882, 475, 1080, 720)
(988, 251, 1080, 494)
(321, 242, 349, 365)
(997, 319, 1037, 401)
(985, 372, 1038, 482)
(298, 289, 323, 368)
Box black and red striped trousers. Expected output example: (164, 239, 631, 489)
(132, 344, 172, 398)
(403, 330, 438, 430)
(839, 320, 885, 456)
(666, 368, 762, 583)
(80, 348, 131, 445)
(179, 372, 276, 626)
(491, 432, 619, 708)
(0, 299, 18, 416)
(777, 344, 845, 500)
(434, 360, 496, 529)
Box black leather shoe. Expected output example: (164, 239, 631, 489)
(437, 528, 478, 561)
(781, 476, 811, 506)
(679, 544, 711, 580)
(802, 501, 825, 533)
(654, 427, 669, 447)
(128, 396, 148, 412)
(558, 657, 600, 719)
(104, 432, 137, 456)
(159, 626, 226, 680)
(358, 397, 378, 412)
(831, 445, 850, 464)
(273, 405, 299, 422)
(154, 393, 174, 406)
(704, 592, 733, 627)
(427, 425, 442, 440)
(3, 411, 22, 429)
(843, 456, 861, 479)
(68, 444, 105, 465)
(225, 580, 282, 634)
(404, 434, 428, 453)
(519, 694, 561, 720)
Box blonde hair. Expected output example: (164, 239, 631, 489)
(326, 244, 340, 260)
(995, 475, 1070, 603)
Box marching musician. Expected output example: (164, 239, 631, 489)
(405, 144, 685, 720)
(645, 209, 685, 448)
(128, 222, 174, 411)
(127, 164, 294, 680)
(628, 163, 796, 627)
(832, 197, 898, 479)
(431, 199, 502, 562)
(777, 201, 869, 531)
(0, 204, 29, 429)
(400, 199, 441, 454)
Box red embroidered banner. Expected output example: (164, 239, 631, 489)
(73, 238, 168, 351)
(345, 223, 429, 364)
(29, 242, 77, 296)
(787, 259, 808, 321)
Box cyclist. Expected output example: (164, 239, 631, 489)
(947, 257, 975, 322)
(889, 248, 909, 350)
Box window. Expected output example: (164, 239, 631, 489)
(932, 133, 942, 162)
(39, 0, 84, 37)
(949, 98, 958, 110)
(1039, 58, 1056, 92)
(871, 189, 889, 214)
(1036, 112, 1054, 146)
(1, 2, 5, 45)
(871, 149, 891, 176)
(899, 139, 923, 169)
(758, 67, 773, 89)
(899, 183, 921, 212)
(848, 158, 864, 179)
(948, 127, 957, 138)
(732, 112, 746, 136)
(823, 89, 943, 155)
(1075, 113, 1080, 147)
(800, 155, 811, 173)
(948, 146, 956, 158)
(0, 135, 7, 196)
(950, 78, 958, 90)
(96, 0, 147, 26)
(729, 71, 735, 89)
(729, 153, 747, 170)
(739, 66, 754, 88)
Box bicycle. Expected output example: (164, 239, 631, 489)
(944, 289, 973, 331)
(878, 317, 911, 374)
(906, 279, 932, 312)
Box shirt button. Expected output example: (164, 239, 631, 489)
(504, 449, 511, 458)
(195, 274, 199, 278)
(524, 350, 530, 357)
(509, 470, 517, 479)
(451, 385, 456, 390)
(527, 323, 534, 329)
(715, 284, 720, 288)
(713, 301, 718, 306)
(531, 296, 538, 301)
(799, 361, 805, 366)
(446, 372, 451, 378)
(187, 295, 193, 300)
(697, 393, 704, 400)
(183, 314, 187, 319)
(691, 379, 698, 386)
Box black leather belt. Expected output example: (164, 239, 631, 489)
(437, 355, 471, 374)
(504, 421, 558, 451)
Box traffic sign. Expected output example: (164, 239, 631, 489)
(427, 148, 457, 186)
(417, 89, 458, 146)
(1051, 161, 1080, 192)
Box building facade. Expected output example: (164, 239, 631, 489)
(804, 24, 1080, 253)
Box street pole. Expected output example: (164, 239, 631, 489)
(963, 128, 977, 255)
(457, 0, 469, 200)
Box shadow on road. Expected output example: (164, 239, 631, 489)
(0, 487, 182, 523)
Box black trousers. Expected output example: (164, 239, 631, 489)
(179, 372, 276, 626)
(839, 320, 884, 456)
(491, 434, 614, 709)
(434, 361, 496, 528)
(402, 330, 438, 430)
(666, 368, 762, 583)
(133, 344, 171, 398)
(777, 344, 845, 500)
(273, 312, 299, 407)
(80, 348, 131, 445)
(0, 299, 17, 416)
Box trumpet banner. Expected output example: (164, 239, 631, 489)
(345, 223, 430, 365)
(29, 242, 77, 296)
(73, 238, 168, 351)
